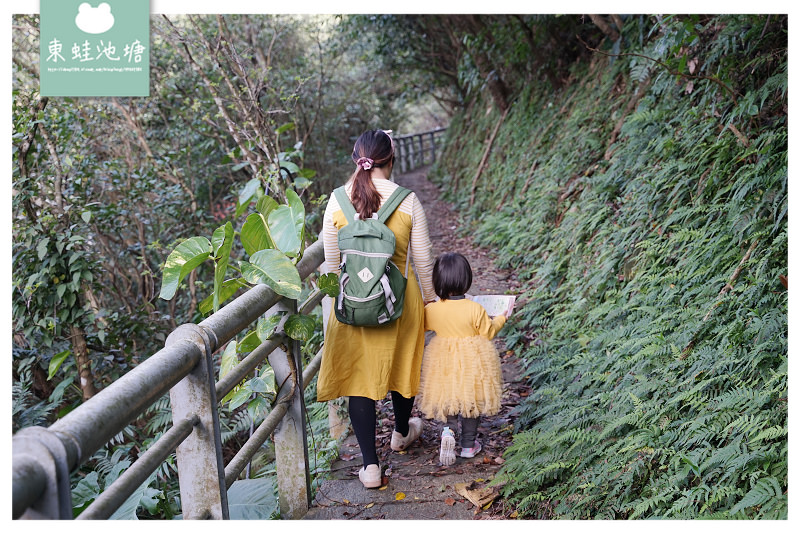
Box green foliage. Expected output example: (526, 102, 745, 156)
(227, 479, 279, 520)
(431, 15, 786, 519)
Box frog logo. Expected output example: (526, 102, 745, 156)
(75, 2, 115, 34)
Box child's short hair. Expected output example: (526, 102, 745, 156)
(433, 252, 473, 300)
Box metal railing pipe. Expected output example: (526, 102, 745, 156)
(302, 349, 323, 389)
(77, 415, 200, 520)
(46, 341, 203, 468)
(224, 401, 290, 488)
(12, 448, 49, 519)
(199, 240, 324, 349)
(216, 335, 286, 400)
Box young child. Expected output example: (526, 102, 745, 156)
(417, 252, 507, 466)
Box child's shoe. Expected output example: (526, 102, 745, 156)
(460, 439, 483, 458)
(358, 464, 382, 488)
(391, 417, 423, 451)
(439, 427, 456, 466)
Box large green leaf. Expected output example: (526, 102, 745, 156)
(240, 213, 274, 257)
(318, 272, 340, 297)
(198, 279, 248, 315)
(240, 250, 301, 299)
(237, 329, 262, 353)
(159, 237, 211, 300)
(267, 189, 305, 257)
(257, 314, 284, 341)
(227, 479, 278, 520)
(284, 314, 316, 341)
(219, 340, 241, 404)
(227, 387, 252, 410)
(235, 178, 262, 218)
(248, 396, 269, 420)
(72, 471, 101, 509)
(212, 222, 234, 313)
(108, 472, 158, 520)
(256, 195, 279, 218)
(248, 376, 271, 394)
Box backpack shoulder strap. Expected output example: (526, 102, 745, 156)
(377, 186, 412, 224)
(333, 186, 357, 224)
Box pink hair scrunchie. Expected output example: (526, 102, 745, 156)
(356, 157, 374, 171)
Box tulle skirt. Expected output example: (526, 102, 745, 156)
(417, 335, 503, 422)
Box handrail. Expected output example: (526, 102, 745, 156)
(12, 239, 326, 520)
(394, 127, 447, 174)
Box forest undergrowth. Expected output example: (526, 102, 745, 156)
(430, 15, 787, 519)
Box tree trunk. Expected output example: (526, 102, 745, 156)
(71, 325, 98, 400)
(588, 15, 620, 42)
(466, 16, 510, 112)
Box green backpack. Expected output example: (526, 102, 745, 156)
(333, 185, 412, 326)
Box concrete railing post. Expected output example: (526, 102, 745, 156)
(269, 302, 311, 519)
(12, 427, 72, 519)
(167, 324, 229, 519)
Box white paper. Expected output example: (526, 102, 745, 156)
(468, 294, 516, 317)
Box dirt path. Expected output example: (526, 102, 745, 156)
(305, 166, 528, 520)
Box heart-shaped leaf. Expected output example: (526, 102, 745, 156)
(240, 249, 301, 299)
(257, 314, 284, 341)
(248, 376, 272, 394)
(284, 314, 316, 341)
(267, 190, 304, 257)
(318, 272, 340, 297)
(237, 329, 262, 353)
(159, 237, 211, 300)
(241, 213, 274, 257)
(257, 195, 279, 218)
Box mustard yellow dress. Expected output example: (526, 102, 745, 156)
(417, 298, 506, 422)
(316, 178, 434, 402)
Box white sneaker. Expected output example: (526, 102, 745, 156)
(439, 427, 456, 466)
(391, 417, 423, 451)
(358, 464, 382, 488)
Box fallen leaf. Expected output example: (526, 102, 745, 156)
(379, 485, 388, 491)
(454, 481, 499, 509)
(340, 454, 356, 461)
(365, 503, 374, 509)
(483, 456, 492, 464)
(395, 492, 406, 501)
(445, 497, 456, 506)
(343, 499, 350, 504)
(494, 457, 505, 465)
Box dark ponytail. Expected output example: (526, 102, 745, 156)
(350, 130, 394, 219)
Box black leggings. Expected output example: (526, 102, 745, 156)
(348, 392, 415, 467)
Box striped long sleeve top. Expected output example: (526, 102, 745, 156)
(321, 177, 435, 302)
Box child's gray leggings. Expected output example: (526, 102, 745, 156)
(446, 415, 479, 447)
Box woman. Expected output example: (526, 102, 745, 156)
(317, 129, 435, 488)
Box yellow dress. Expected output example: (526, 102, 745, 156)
(417, 298, 506, 422)
(316, 178, 434, 402)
